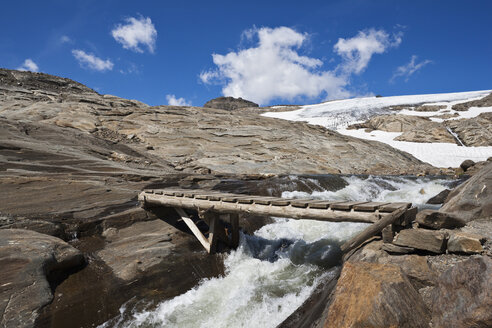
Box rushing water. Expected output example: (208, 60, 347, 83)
(102, 175, 460, 328)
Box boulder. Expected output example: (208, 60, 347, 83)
(324, 262, 430, 328)
(426, 189, 451, 204)
(447, 231, 483, 254)
(393, 228, 447, 253)
(415, 209, 465, 229)
(440, 161, 492, 222)
(460, 159, 476, 171)
(0, 229, 84, 328)
(430, 256, 492, 327)
(203, 96, 259, 110)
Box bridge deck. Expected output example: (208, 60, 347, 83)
(138, 188, 412, 224)
(138, 188, 416, 254)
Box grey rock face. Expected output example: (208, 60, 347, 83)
(440, 161, 492, 222)
(430, 256, 492, 327)
(426, 189, 451, 204)
(416, 209, 465, 229)
(446, 112, 492, 146)
(97, 220, 175, 281)
(325, 262, 430, 328)
(0, 229, 84, 328)
(0, 69, 434, 177)
(203, 96, 259, 110)
(393, 228, 448, 253)
(451, 92, 492, 111)
(348, 114, 456, 144)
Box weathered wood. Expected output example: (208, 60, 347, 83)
(140, 193, 381, 223)
(308, 200, 343, 209)
(340, 208, 407, 254)
(381, 225, 395, 243)
(174, 207, 211, 253)
(353, 202, 390, 211)
(331, 201, 369, 211)
(208, 215, 218, 253)
(379, 202, 412, 212)
(230, 213, 239, 248)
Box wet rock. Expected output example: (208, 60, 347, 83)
(97, 220, 177, 281)
(441, 161, 492, 222)
(430, 256, 492, 327)
(203, 96, 259, 110)
(393, 228, 448, 253)
(426, 189, 451, 204)
(415, 209, 465, 229)
(447, 231, 484, 254)
(0, 229, 84, 328)
(0, 217, 65, 239)
(324, 262, 430, 328)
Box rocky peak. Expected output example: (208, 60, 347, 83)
(0, 68, 96, 95)
(203, 96, 259, 110)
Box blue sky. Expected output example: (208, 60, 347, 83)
(1, 0, 491, 106)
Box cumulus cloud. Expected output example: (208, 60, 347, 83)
(112, 16, 157, 53)
(334, 28, 402, 75)
(17, 59, 39, 72)
(200, 26, 350, 105)
(166, 94, 192, 106)
(200, 27, 402, 105)
(391, 55, 432, 82)
(72, 49, 113, 71)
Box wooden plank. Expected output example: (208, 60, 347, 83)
(230, 213, 239, 248)
(144, 189, 154, 194)
(236, 196, 266, 204)
(307, 200, 343, 209)
(379, 202, 412, 212)
(269, 198, 291, 206)
(353, 202, 390, 211)
(290, 199, 315, 208)
(174, 207, 210, 253)
(208, 215, 218, 253)
(341, 208, 406, 256)
(331, 201, 369, 211)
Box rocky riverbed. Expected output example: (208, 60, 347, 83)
(1, 69, 491, 328)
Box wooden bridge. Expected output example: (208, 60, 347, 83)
(138, 188, 417, 255)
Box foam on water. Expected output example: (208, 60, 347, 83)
(104, 175, 458, 328)
(282, 175, 454, 210)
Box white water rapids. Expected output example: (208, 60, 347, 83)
(102, 175, 458, 328)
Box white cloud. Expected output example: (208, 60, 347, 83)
(112, 16, 157, 53)
(166, 94, 192, 106)
(199, 26, 350, 105)
(17, 59, 39, 72)
(72, 49, 113, 71)
(334, 28, 402, 75)
(391, 55, 432, 82)
(60, 35, 72, 44)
